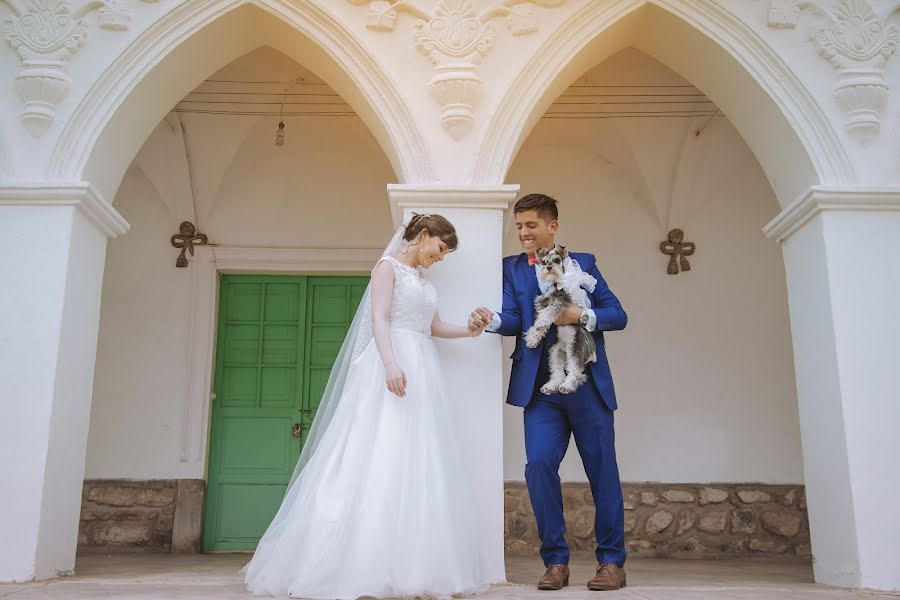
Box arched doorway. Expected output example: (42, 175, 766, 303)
(3, 0, 431, 580)
(502, 44, 807, 558)
(483, 0, 871, 589)
(82, 44, 397, 554)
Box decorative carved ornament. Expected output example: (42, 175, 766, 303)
(660, 229, 695, 275)
(766, 0, 900, 141)
(348, 0, 564, 139)
(2, 0, 157, 136)
(171, 221, 207, 268)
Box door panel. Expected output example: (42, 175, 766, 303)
(203, 275, 367, 551)
(300, 278, 369, 439)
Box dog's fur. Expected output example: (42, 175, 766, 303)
(524, 245, 598, 394)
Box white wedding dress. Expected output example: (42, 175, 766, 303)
(243, 255, 492, 599)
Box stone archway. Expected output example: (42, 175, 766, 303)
(47, 0, 433, 203)
(475, 0, 855, 206)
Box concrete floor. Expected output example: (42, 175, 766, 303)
(1, 552, 897, 599)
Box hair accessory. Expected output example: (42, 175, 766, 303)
(407, 213, 431, 227)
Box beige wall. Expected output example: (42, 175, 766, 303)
(87, 48, 802, 485)
(85, 49, 396, 479)
(501, 50, 803, 484)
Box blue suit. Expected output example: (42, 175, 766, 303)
(491, 252, 627, 567)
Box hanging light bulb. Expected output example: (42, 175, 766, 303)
(275, 83, 288, 147)
(274, 76, 302, 148)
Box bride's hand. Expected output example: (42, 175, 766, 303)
(468, 307, 493, 332)
(385, 362, 407, 397)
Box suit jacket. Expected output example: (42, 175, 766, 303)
(492, 252, 627, 410)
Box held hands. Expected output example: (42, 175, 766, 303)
(384, 361, 407, 397)
(465, 305, 580, 332)
(467, 307, 494, 336)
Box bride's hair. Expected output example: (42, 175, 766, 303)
(403, 213, 459, 251)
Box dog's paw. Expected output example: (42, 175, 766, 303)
(524, 329, 543, 348)
(560, 373, 587, 393)
(540, 383, 560, 395)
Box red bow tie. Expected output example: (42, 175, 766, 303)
(528, 254, 538, 266)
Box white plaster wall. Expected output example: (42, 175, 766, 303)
(501, 50, 804, 484)
(85, 51, 396, 479)
(403, 202, 510, 583)
(88, 48, 803, 485)
(818, 210, 900, 587)
(0, 203, 110, 579)
(4, 0, 895, 190)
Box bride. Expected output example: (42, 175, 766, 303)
(243, 213, 495, 599)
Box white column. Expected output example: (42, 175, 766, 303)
(388, 184, 518, 583)
(0, 183, 128, 581)
(765, 187, 900, 591)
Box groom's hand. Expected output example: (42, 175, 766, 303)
(554, 303, 583, 326)
(468, 307, 494, 332)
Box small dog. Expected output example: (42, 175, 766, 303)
(524, 245, 598, 394)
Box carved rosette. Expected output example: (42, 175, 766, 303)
(2, 0, 148, 136)
(767, 0, 801, 28)
(350, 0, 564, 138)
(413, 2, 495, 139)
(767, 0, 899, 142)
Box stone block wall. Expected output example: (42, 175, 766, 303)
(505, 482, 810, 559)
(78, 480, 178, 551)
(79, 480, 810, 559)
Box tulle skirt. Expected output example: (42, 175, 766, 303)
(243, 329, 493, 599)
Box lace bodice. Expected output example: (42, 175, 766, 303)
(379, 255, 438, 335)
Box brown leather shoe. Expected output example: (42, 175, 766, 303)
(587, 562, 626, 591)
(537, 564, 570, 590)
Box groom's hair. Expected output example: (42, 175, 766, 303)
(514, 193, 559, 222)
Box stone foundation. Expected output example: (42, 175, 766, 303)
(505, 482, 810, 559)
(80, 480, 809, 559)
(79, 480, 204, 552)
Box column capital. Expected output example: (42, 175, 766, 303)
(0, 181, 129, 238)
(764, 186, 900, 242)
(387, 184, 519, 226)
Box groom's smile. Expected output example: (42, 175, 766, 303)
(515, 208, 559, 256)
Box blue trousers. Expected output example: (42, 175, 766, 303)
(524, 355, 626, 567)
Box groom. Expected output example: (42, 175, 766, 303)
(469, 193, 628, 591)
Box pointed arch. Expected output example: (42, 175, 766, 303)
(48, 0, 433, 202)
(475, 0, 855, 207)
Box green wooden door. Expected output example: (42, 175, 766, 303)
(203, 274, 368, 552)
